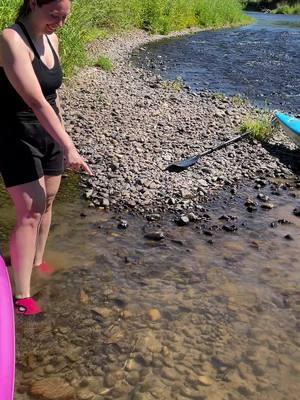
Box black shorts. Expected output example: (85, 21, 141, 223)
(0, 120, 64, 188)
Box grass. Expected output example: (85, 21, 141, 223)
(272, 4, 300, 15)
(232, 94, 247, 106)
(94, 56, 113, 71)
(240, 113, 274, 142)
(0, 0, 252, 76)
(161, 78, 184, 91)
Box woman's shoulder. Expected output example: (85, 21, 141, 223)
(1, 24, 24, 45)
(0, 25, 28, 66)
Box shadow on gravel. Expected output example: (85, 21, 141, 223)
(262, 142, 300, 176)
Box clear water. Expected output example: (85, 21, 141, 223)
(1, 176, 299, 400)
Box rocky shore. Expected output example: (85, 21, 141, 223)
(60, 29, 298, 216)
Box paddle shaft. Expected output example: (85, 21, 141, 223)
(196, 132, 248, 159)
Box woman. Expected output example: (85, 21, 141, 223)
(0, 0, 92, 315)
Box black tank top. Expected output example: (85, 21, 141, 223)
(0, 21, 63, 121)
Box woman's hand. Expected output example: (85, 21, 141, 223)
(64, 145, 93, 176)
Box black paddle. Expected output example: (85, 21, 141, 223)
(165, 132, 248, 172)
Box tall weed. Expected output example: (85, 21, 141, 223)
(273, 4, 300, 14)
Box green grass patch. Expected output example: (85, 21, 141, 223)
(240, 113, 274, 142)
(272, 4, 300, 15)
(94, 56, 113, 72)
(231, 94, 247, 106)
(161, 78, 184, 91)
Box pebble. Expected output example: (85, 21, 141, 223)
(222, 224, 238, 232)
(257, 193, 270, 202)
(198, 375, 214, 386)
(30, 378, 75, 400)
(261, 203, 274, 210)
(175, 215, 190, 226)
(144, 231, 165, 241)
(118, 219, 129, 229)
(147, 308, 161, 321)
(293, 207, 300, 216)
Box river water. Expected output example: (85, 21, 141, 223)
(0, 12, 300, 400)
(132, 12, 300, 113)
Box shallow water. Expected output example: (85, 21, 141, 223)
(1, 175, 299, 400)
(132, 12, 300, 113)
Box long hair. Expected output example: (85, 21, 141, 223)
(16, 0, 61, 21)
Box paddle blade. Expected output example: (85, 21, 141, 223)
(165, 154, 200, 172)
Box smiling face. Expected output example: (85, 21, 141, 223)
(30, 0, 71, 34)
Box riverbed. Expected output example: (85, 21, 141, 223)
(1, 175, 299, 400)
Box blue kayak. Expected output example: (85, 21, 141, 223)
(275, 111, 300, 147)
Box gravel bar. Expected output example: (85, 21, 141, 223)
(60, 29, 298, 215)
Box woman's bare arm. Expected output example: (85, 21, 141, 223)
(0, 28, 92, 175)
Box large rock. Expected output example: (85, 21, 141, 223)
(30, 378, 75, 400)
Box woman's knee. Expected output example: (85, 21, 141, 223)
(16, 208, 44, 229)
(15, 197, 46, 228)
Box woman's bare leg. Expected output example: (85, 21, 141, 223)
(34, 175, 62, 267)
(8, 178, 46, 298)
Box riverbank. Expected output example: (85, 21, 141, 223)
(60, 28, 299, 217)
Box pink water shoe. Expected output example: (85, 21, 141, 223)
(35, 261, 54, 275)
(14, 297, 42, 315)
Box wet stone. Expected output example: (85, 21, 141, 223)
(278, 219, 292, 225)
(137, 333, 162, 353)
(203, 229, 213, 236)
(104, 372, 119, 387)
(222, 224, 238, 232)
(126, 370, 141, 385)
(180, 385, 205, 399)
(293, 207, 300, 216)
(161, 367, 178, 381)
(198, 375, 214, 386)
(118, 219, 129, 229)
(245, 199, 257, 207)
(30, 378, 75, 400)
(125, 358, 140, 371)
(92, 307, 112, 318)
(144, 231, 165, 241)
(247, 205, 257, 212)
(175, 215, 190, 226)
(102, 198, 110, 208)
(261, 203, 274, 210)
(257, 193, 270, 202)
(187, 212, 199, 222)
(77, 389, 94, 400)
(219, 214, 235, 221)
(146, 308, 161, 321)
(146, 214, 161, 221)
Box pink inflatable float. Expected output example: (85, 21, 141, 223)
(0, 255, 15, 400)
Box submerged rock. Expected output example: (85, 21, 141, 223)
(118, 219, 129, 229)
(30, 378, 75, 400)
(144, 231, 165, 241)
